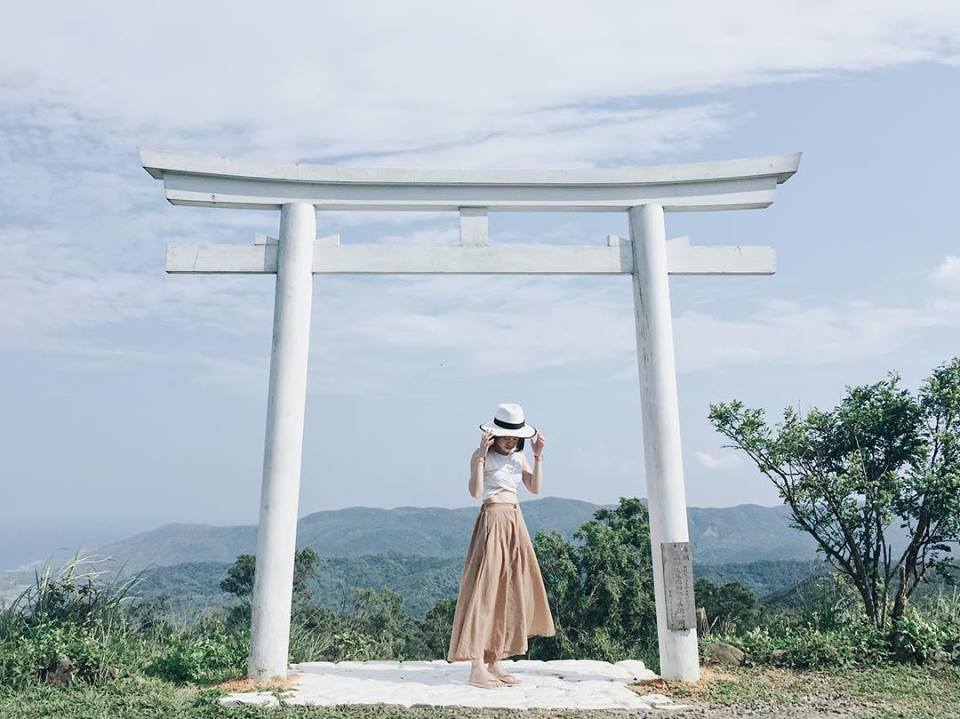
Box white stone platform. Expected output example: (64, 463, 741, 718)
(219, 659, 685, 710)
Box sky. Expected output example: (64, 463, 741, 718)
(1, 1, 959, 569)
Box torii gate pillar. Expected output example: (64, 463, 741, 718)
(247, 202, 316, 680)
(630, 203, 698, 680)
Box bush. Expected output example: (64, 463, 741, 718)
(714, 622, 888, 669)
(288, 587, 428, 663)
(888, 605, 950, 664)
(0, 557, 144, 687)
(144, 626, 247, 684)
(910, 588, 960, 664)
(2, 620, 135, 686)
(328, 628, 375, 661)
(783, 624, 887, 669)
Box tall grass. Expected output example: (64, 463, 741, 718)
(0, 554, 148, 686)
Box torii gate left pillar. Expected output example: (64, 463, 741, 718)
(141, 150, 801, 682)
(247, 203, 315, 679)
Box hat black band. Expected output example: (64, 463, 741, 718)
(494, 418, 525, 430)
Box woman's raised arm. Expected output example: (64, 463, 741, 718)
(469, 430, 494, 498)
(522, 431, 545, 494)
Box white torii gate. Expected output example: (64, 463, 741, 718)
(141, 150, 801, 683)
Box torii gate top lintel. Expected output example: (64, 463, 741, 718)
(139, 149, 801, 212)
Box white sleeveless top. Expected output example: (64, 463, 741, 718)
(480, 449, 525, 501)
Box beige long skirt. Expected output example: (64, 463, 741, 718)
(447, 499, 556, 663)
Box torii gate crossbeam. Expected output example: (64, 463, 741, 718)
(141, 150, 801, 684)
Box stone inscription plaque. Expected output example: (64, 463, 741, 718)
(661, 541, 696, 630)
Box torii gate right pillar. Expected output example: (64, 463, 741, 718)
(630, 203, 700, 681)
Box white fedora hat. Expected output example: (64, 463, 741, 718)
(480, 403, 537, 438)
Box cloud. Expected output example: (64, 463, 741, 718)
(672, 294, 960, 372)
(2, 2, 958, 161)
(333, 104, 737, 169)
(2, 3, 959, 396)
(931, 255, 960, 292)
(695, 449, 742, 470)
(301, 273, 637, 394)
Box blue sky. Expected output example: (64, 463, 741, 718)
(1, 2, 959, 568)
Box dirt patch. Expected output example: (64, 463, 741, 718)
(626, 666, 737, 698)
(214, 672, 303, 693)
(626, 676, 671, 694)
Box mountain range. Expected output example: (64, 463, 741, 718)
(0, 497, 930, 619)
(72, 497, 820, 573)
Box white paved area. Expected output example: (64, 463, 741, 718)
(219, 659, 686, 710)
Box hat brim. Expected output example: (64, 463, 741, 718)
(479, 422, 537, 439)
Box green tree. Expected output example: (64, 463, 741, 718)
(693, 578, 758, 634)
(708, 358, 960, 629)
(343, 587, 424, 660)
(219, 548, 321, 609)
(219, 556, 256, 607)
(420, 596, 456, 659)
(533, 497, 657, 662)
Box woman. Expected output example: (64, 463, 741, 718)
(447, 403, 556, 689)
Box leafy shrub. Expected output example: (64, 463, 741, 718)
(0, 556, 144, 687)
(715, 622, 888, 669)
(912, 588, 960, 664)
(1, 620, 131, 686)
(719, 627, 777, 662)
(328, 628, 375, 661)
(144, 628, 247, 684)
(781, 624, 886, 669)
(288, 587, 428, 663)
(888, 605, 949, 664)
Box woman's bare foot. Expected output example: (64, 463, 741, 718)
(487, 660, 520, 684)
(469, 659, 506, 688)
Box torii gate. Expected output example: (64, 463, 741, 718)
(141, 150, 801, 683)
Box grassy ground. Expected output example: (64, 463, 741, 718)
(665, 664, 960, 718)
(1, 664, 957, 719)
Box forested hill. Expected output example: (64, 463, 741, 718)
(129, 555, 829, 621)
(18, 497, 819, 575)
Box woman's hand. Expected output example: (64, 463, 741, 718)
(478, 429, 495, 456)
(533, 431, 545, 458)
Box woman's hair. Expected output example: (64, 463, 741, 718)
(494, 435, 525, 451)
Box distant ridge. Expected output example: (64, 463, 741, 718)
(8, 497, 818, 578)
